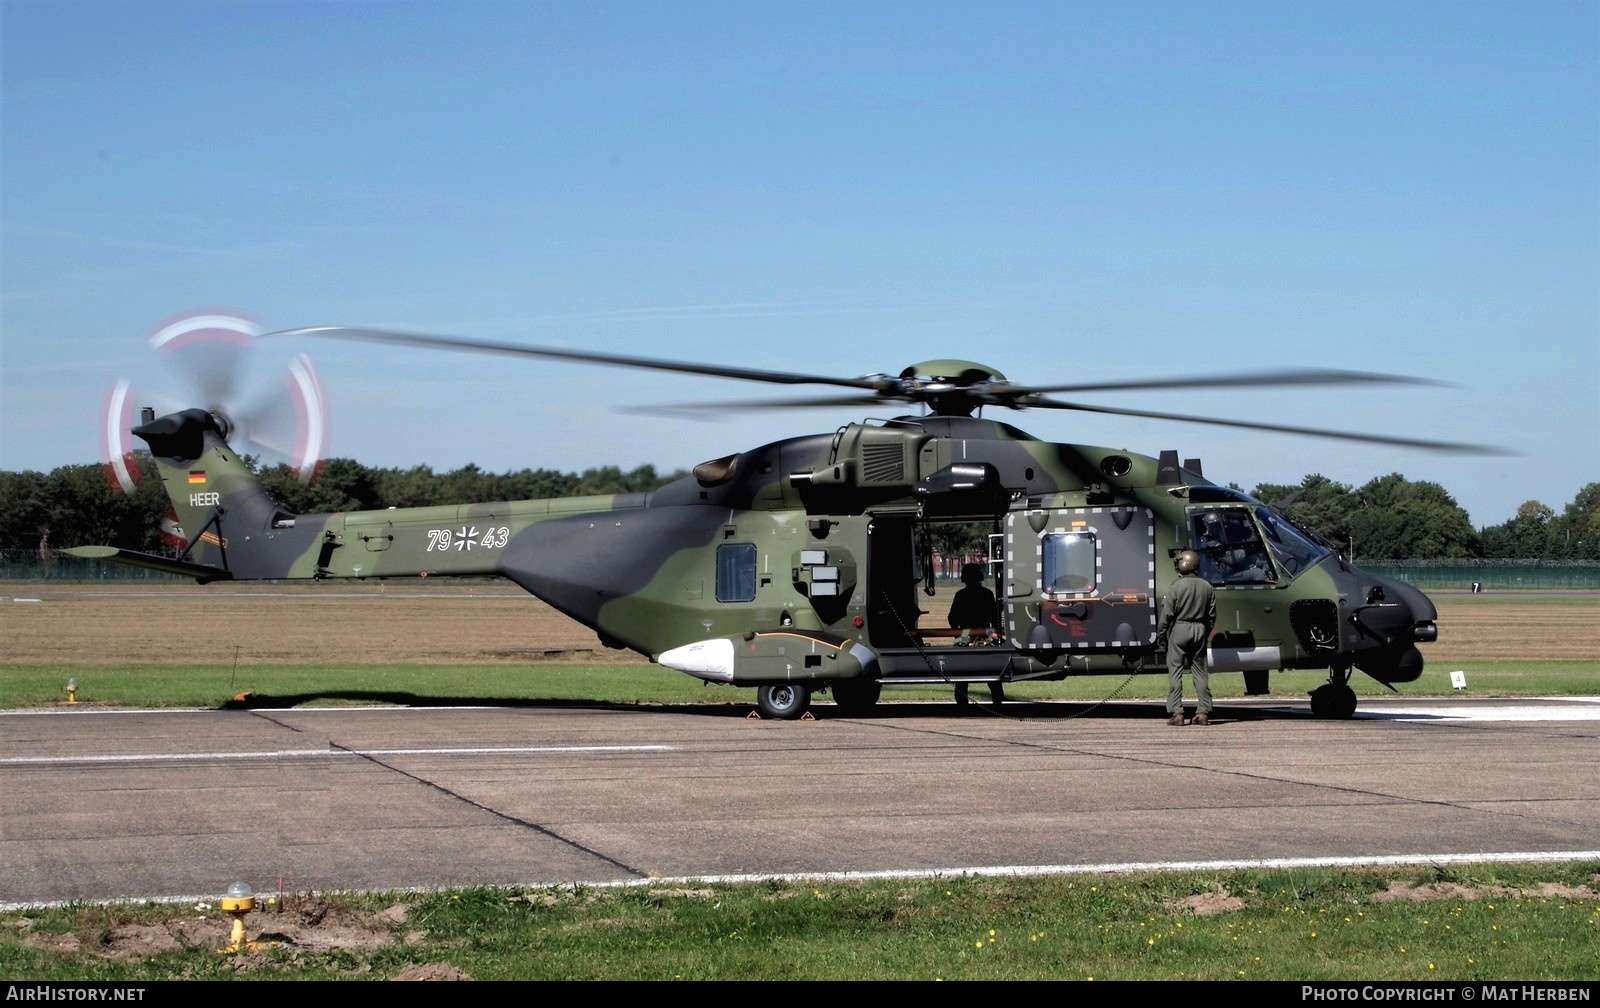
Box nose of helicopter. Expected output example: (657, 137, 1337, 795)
(1351, 574, 1436, 685)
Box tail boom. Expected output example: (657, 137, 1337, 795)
(99, 407, 632, 586)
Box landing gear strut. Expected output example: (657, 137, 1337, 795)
(954, 682, 1005, 706)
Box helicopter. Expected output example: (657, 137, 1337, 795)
(71, 321, 1501, 721)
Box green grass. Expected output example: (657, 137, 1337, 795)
(3, 863, 1597, 980)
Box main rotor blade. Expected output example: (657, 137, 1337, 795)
(266, 325, 1496, 450)
(1025, 396, 1511, 454)
(1005, 367, 1452, 399)
(265, 326, 887, 392)
(622, 393, 895, 418)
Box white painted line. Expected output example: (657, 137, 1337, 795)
(0, 744, 674, 767)
(1355, 704, 1600, 722)
(7, 850, 1599, 913)
(649, 850, 1600, 888)
(1237, 698, 1600, 722)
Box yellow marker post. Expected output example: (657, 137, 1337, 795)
(219, 882, 256, 953)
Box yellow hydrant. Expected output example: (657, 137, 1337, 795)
(66, 678, 77, 704)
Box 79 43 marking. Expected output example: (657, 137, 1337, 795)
(426, 526, 511, 551)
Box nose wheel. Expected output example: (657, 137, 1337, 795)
(1309, 677, 1358, 719)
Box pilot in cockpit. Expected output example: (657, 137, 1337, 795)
(1194, 512, 1275, 583)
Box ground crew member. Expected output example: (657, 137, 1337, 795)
(1157, 549, 1216, 726)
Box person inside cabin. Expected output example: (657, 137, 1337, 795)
(948, 562, 1003, 704)
(948, 562, 998, 637)
(1219, 513, 1274, 582)
(1193, 511, 1274, 583)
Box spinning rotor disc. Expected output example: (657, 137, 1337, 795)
(264, 325, 1504, 455)
(101, 312, 331, 495)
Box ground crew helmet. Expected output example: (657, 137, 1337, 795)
(1174, 550, 1200, 574)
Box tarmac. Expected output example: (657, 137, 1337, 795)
(3, 695, 1598, 908)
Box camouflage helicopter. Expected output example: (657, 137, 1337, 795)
(72, 323, 1499, 721)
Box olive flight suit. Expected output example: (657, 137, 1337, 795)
(1158, 570, 1217, 718)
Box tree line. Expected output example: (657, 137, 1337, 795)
(1, 454, 1596, 563)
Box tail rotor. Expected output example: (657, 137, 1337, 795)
(100, 311, 332, 519)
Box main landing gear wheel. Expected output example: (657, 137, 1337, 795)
(1309, 682, 1358, 719)
(757, 683, 811, 720)
(829, 678, 881, 714)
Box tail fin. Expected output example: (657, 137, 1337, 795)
(68, 407, 301, 581)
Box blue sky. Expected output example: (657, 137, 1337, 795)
(2, 0, 1595, 528)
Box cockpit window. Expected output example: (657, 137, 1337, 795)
(1189, 508, 1276, 584)
(1254, 506, 1330, 579)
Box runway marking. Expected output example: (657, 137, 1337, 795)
(634, 850, 1600, 889)
(1231, 697, 1600, 722)
(0, 744, 674, 767)
(12, 850, 1598, 913)
(1357, 701, 1600, 722)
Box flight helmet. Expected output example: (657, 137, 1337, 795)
(1174, 550, 1200, 574)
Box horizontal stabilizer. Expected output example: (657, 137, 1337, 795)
(64, 546, 234, 583)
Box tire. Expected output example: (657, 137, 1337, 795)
(756, 682, 811, 720)
(830, 678, 881, 714)
(1309, 683, 1357, 720)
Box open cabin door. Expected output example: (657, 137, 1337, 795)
(1002, 505, 1158, 651)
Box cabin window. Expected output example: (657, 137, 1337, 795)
(715, 542, 758, 602)
(1041, 532, 1096, 595)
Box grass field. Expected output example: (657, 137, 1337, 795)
(5, 862, 1599, 982)
(2, 582, 1597, 710)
